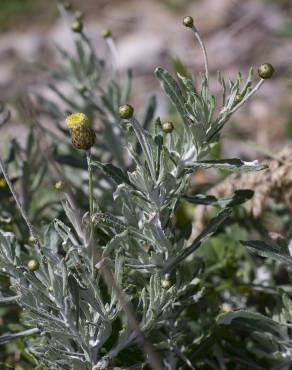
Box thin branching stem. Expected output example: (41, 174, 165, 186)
(106, 36, 119, 78)
(97, 258, 164, 370)
(87, 151, 97, 271)
(0, 155, 42, 251)
(191, 26, 209, 84)
(229, 79, 265, 114)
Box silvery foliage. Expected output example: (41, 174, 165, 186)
(218, 239, 292, 365)
(35, 2, 157, 212)
(37, 1, 156, 170)
(0, 13, 275, 370)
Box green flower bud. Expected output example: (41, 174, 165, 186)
(234, 94, 242, 104)
(0, 178, 6, 188)
(101, 29, 112, 38)
(63, 1, 72, 11)
(183, 16, 194, 28)
(74, 10, 83, 20)
(161, 280, 171, 289)
(48, 286, 54, 293)
(78, 84, 88, 93)
(28, 235, 36, 243)
(221, 303, 232, 313)
(72, 20, 83, 33)
(55, 181, 64, 191)
(162, 121, 174, 134)
(27, 259, 40, 272)
(258, 63, 275, 79)
(118, 104, 134, 119)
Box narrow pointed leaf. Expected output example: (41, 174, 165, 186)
(182, 189, 254, 207)
(164, 208, 231, 272)
(240, 240, 292, 266)
(155, 67, 187, 123)
(185, 158, 267, 172)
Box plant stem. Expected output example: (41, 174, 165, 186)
(229, 79, 265, 115)
(106, 37, 119, 78)
(0, 155, 42, 252)
(86, 151, 96, 270)
(192, 26, 209, 84)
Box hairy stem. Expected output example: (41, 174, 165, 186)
(0, 155, 41, 251)
(192, 26, 209, 84)
(106, 36, 119, 78)
(230, 79, 265, 114)
(87, 151, 97, 271)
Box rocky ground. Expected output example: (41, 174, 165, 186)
(0, 0, 291, 159)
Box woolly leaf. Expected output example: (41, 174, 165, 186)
(183, 189, 254, 207)
(185, 158, 267, 172)
(164, 208, 231, 272)
(155, 67, 187, 124)
(240, 240, 292, 266)
(91, 160, 130, 185)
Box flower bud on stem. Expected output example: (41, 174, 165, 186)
(183, 16, 209, 84)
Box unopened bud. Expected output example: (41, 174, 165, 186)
(162, 121, 174, 134)
(27, 259, 40, 272)
(72, 20, 83, 33)
(161, 280, 171, 289)
(183, 16, 194, 28)
(55, 181, 64, 191)
(258, 63, 275, 79)
(101, 29, 112, 38)
(118, 104, 134, 119)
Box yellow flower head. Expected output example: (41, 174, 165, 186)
(0, 178, 6, 188)
(65, 112, 96, 150)
(65, 112, 88, 130)
(221, 303, 232, 313)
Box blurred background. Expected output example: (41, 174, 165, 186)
(0, 0, 291, 159)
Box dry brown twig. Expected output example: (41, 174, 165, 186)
(190, 146, 292, 242)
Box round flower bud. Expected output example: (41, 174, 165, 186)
(65, 113, 96, 150)
(221, 303, 232, 313)
(162, 121, 174, 134)
(161, 280, 171, 289)
(0, 178, 6, 188)
(48, 286, 54, 293)
(55, 181, 64, 191)
(27, 259, 40, 272)
(78, 84, 88, 93)
(72, 20, 83, 33)
(63, 1, 72, 10)
(28, 235, 36, 243)
(74, 10, 83, 20)
(183, 16, 194, 28)
(234, 94, 242, 104)
(258, 63, 275, 79)
(118, 104, 134, 119)
(101, 29, 112, 38)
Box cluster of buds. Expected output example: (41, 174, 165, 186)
(118, 105, 175, 135)
(65, 113, 96, 150)
(70, 7, 84, 33)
